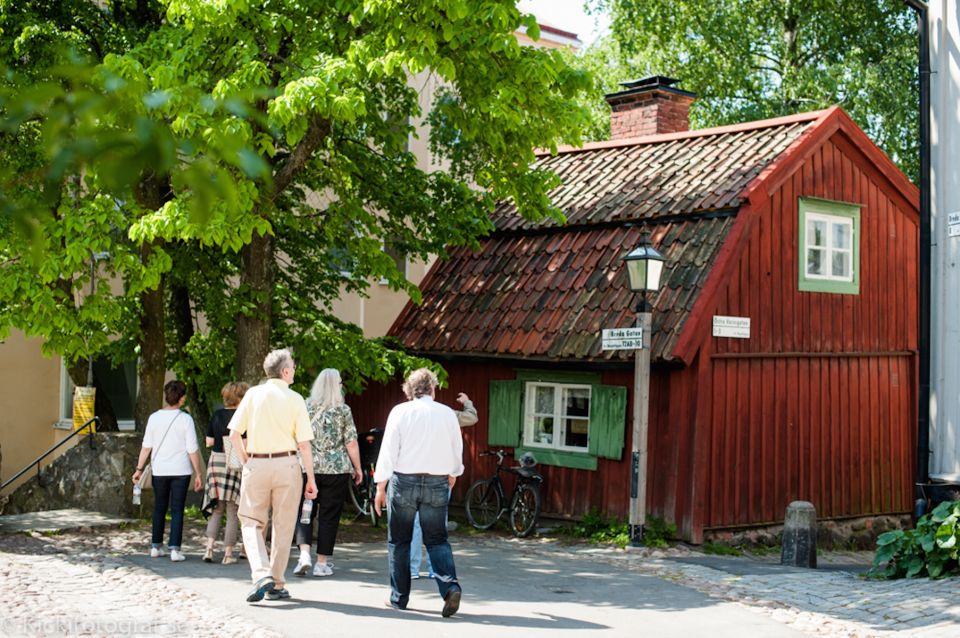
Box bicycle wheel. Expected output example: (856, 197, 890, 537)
(367, 480, 380, 527)
(465, 479, 502, 530)
(509, 483, 540, 537)
(349, 479, 370, 517)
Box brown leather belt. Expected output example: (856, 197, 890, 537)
(248, 451, 297, 459)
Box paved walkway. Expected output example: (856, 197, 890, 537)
(0, 515, 958, 637)
(0, 509, 130, 535)
(601, 548, 960, 637)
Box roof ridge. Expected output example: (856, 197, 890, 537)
(538, 108, 829, 157)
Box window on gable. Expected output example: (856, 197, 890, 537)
(798, 198, 861, 295)
(524, 382, 591, 451)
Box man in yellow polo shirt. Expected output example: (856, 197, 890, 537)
(228, 348, 318, 603)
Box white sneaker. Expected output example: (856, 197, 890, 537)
(170, 549, 186, 562)
(312, 562, 333, 577)
(150, 546, 167, 558)
(294, 555, 312, 576)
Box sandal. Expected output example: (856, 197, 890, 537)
(203, 549, 214, 563)
(222, 555, 238, 565)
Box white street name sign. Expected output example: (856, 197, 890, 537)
(601, 327, 644, 350)
(949, 212, 960, 238)
(712, 315, 751, 339)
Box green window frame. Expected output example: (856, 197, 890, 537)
(487, 369, 627, 471)
(798, 197, 861, 295)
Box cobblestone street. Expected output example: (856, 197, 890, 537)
(0, 530, 280, 638)
(535, 541, 960, 638)
(0, 519, 957, 637)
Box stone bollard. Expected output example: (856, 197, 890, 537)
(781, 501, 817, 568)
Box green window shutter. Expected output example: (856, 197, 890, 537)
(588, 384, 627, 460)
(488, 380, 522, 447)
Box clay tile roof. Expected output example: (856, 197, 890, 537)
(390, 111, 822, 363)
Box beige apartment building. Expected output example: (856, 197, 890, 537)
(0, 22, 580, 494)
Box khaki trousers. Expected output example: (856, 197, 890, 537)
(238, 456, 302, 588)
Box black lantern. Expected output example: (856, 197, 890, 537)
(623, 235, 665, 292)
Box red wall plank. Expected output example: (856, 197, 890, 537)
(699, 129, 917, 530)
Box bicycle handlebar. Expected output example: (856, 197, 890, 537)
(479, 449, 510, 461)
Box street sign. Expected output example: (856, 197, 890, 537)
(949, 212, 960, 238)
(601, 327, 644, 350)
(712, 315, 751, 339)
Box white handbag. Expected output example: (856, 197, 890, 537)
(222, 435, 243, 471)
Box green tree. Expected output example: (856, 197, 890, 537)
(2, 1, 593, 427)
(109, 0, 592, 392)
(588, 0, 919, 181)
(0, 1, 167, 430)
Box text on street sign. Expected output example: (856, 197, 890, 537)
(712, 315, 751, 339)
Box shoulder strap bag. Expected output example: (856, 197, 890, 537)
(138, 411, 184, 490)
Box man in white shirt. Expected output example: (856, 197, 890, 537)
(374, 368, 464, 617)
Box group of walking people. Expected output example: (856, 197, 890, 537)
(131, 347, 472, 618)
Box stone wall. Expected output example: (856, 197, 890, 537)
(704, 513, 912, 550)
(2, 433, 143, 517)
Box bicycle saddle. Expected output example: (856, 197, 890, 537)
(513, 467, 541, 480)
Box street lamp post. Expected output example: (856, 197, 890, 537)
(622, 235, 665, 546)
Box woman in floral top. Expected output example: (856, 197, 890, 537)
(293, 369, 363, 577)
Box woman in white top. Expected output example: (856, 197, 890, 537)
(131, 380, 202, 562)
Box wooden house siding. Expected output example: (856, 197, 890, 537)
(357, 108, 920, 542)
(350, 362, 671, 521)
(691, 131, 919, 531)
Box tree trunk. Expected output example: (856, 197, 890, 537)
(133, 175, 168, 433)
(171, 282, 211, 428)
(236, 229, 274, 384)
(135, 248, 165, 432)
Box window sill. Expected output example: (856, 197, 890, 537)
(516, 446, 598, 471)
(54, 420, 136, 432)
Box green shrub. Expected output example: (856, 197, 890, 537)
(572, 508, 608, 537)
(570, 508, 630, 547)
(642, 516, 677, 548)
(870, 500, 960, 579)
(566, 509, 675, 549)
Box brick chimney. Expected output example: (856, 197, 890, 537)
(604, 76, 696, 139)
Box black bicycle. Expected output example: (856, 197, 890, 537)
(465, 450, 542, 537)
(348, 428, 383, 527)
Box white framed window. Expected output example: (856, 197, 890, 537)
(523, 382, 591, 452)
(58, 360, 137, 431)
(804, 212, 854, 282)
(798, 197, 861, 295)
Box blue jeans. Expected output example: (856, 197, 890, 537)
(151, 474, 190, 549)
(387, 474, 460, 608)
(412, 486, 452, 576)
(410, 512, 434, 576)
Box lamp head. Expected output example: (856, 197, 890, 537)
(622, 235, 665, 292)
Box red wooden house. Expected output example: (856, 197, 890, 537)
(351, 77, 920, 543)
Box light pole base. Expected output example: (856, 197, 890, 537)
(629, 524, 643, 547)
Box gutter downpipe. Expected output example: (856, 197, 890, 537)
(905, 0, 931, 500)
